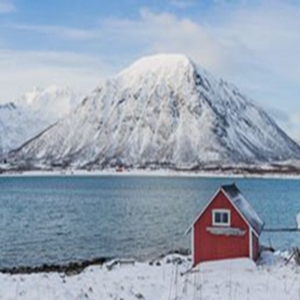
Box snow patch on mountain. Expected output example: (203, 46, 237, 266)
(7, 54, 300, 170)
(0, 86, 82, 153)
(15, 85, 82, 124)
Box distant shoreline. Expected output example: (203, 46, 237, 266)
(1, 168, 300, 179)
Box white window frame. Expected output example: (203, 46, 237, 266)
(212, 209, 231, 227)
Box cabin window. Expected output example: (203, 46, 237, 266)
(212, 209, 230, 226)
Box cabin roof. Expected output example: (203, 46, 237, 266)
(221, 184, 264, 235)
(185, 183, 264, 236)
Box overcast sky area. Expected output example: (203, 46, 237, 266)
(0, 0, 300, 140)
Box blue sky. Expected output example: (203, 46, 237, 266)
(1, 0, 300, 139)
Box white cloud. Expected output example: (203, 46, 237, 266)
(212, 1, 300, 79)
(0, 50, 114, 102)
(101, 9, 226, 72)
(11, 24, 96, 41)
(0, 0, 15, 13)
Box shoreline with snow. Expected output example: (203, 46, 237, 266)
(1, 251, 300, 300)
(1, 168, 300, 179)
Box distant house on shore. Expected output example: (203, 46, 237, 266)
(187, 184, 264, 266)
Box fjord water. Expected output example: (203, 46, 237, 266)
(0, 175, 299, 268)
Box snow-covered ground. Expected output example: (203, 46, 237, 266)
(1, 251, 300, 300)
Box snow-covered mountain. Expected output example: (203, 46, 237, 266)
(15, 85, 82, 124)
(0, 102, 40, 154)
(0, 86, 82, 153)
(7, 54, 300, 170)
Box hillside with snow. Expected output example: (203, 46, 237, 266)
(0, 86, 82, 154)
(0, 102, 41, 154)
(7, 54, 300, 170)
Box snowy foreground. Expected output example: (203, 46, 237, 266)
(1, 251, 300, 300)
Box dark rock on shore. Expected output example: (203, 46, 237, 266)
(0, 257, 111, 275)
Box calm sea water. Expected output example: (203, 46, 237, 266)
(0, 175, 299, 268)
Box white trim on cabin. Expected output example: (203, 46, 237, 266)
(212, 209, 231, 227)
(191, 226, 195, 266)
(206, 227, 246, 236)
(251, 227, 259, 238)
(249, 229, 253, 259)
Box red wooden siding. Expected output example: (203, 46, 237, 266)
(193, 190, 250, 265)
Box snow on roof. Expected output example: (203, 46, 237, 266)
(221, 184, 264, 235)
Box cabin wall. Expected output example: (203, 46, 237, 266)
(193, 190, 249, 266)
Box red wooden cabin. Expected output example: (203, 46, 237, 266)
(187, 184, 264, 266)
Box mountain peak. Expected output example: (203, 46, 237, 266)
(120, 53, 193, 72)
(117, 53, 195, 80)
